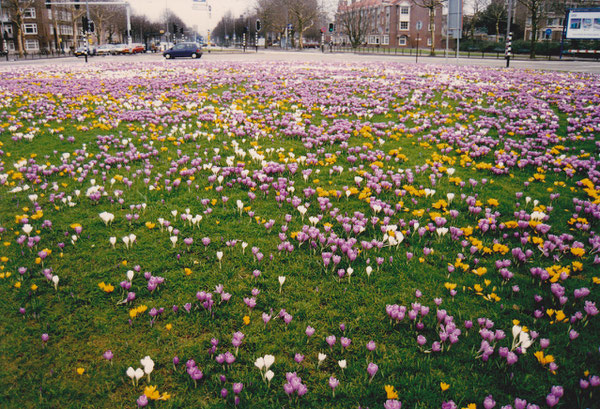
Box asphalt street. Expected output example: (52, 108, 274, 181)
(1, 49, 599, 73)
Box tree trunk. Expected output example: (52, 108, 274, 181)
(529, 9, 537, 58)
(496, 20, 500, 41)
(17, 26, 24, 57)
(73, 21, 79, 48)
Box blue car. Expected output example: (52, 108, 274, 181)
(163, 42, 202, 59)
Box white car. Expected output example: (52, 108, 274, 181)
(96, 44, 116, 55)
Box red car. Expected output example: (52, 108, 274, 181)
(130, 43, 145, 54)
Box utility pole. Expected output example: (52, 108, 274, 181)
(0, 0, 8, 60)
(85, 0, 90, 62)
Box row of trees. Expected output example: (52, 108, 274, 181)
(1, 0, 190, 56)
(212, 0, 326, 48)
(465, 0, 600, 58)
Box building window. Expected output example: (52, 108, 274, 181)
(427, 38, 432, 46)
(382, 35, 389, 45)
(401, 7, 409, 14)
(398, 36, 407, 45)
(400, 21, 409, 30)
(24, 8, 36, 19)
(428, 24, 435, 31)
(25, 39, 39, 51)
(48, 9, 52, 19)
(60, 25, 74, 36)
(8, 41, 15, 51)
(368, 35, 380, 44)
(4, 25, 13, 37)
(23, 23, 38, 35)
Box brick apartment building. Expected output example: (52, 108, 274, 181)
(334, 0, 446, 49)
(1, 0, 81, 55)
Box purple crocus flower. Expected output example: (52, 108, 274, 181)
(367, 362, 378, 380)
(103, 350, 113, 361)
(233, 383, 243, 395)
(328, 376, 339, 397)
(483, 395, 496, 409)
(137, 395, 148, 407)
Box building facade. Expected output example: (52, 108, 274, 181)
(334, 0, 446, 49)
(1, 0, 80, 55)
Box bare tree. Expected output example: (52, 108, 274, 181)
(254, 0, 288, 46)
(90, 4, 121, 44)
(287, 0, 319, 48)
(4, 0, 35, 56)
(412, 0, 446, 55)
(70, 5, 87, 48)
(337, 1, 372, 48)
(517, 0, 544, 58)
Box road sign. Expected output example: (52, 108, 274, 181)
(545, 28, 552, 37)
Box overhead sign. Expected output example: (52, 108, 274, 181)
(448, 0, 463, 39)
(192, 0, 207, 11)
(566, 8, 600, 39)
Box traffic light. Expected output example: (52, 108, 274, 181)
(256, 19, 261, 32)
(180, 26, 184, 34)
(328, 23, 335, 33)
(46, 0, 52, 9)
(82, 16, 88, 33)
(74, 0, 80, 10)
(173, 23, 178, 34)
(88, 20, 95, 33)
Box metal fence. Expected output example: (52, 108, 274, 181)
(0, 50, 75, 62)
(325, 45, 600, 61)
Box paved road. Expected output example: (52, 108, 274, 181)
(1, 49, 599, 74)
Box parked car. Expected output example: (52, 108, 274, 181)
(96, 44, 116, 55)
(130, 43, 145, 54)
(112, 44, 128, 54)
(74, 46, 96, 56)
(163, 42, 202, 59)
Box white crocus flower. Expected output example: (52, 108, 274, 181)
(52, 275, 59, 290)
(254, 357, 265, 371)
(278, 276, 286, 293)
(109, 236, 116, 248)
(170, 236, 178, 248)
(318, 352, 327, 368)
(134, 368, 144, 386)
(217, 251, 223, 269)
(297, 205, 307, 221)
(126, 367, 136, 386)
(99, 211, 114, 226)
(140, 356, 154, 382)
(263, 354, 275, 370)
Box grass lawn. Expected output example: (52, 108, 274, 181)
(0, 60, 599, 409)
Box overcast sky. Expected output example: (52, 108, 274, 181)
(127, 0, 338, 35)
(128, 0, 250, 34)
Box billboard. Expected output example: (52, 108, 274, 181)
(566, 8, 600, 39)
(447, 0, 463, 39)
